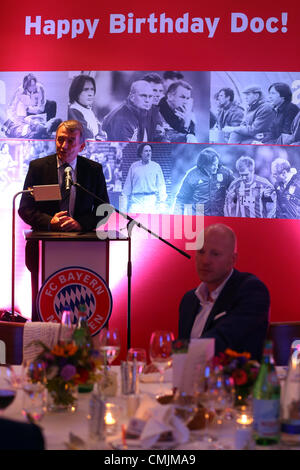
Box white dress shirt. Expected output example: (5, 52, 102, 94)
(190, 269, 233, 339)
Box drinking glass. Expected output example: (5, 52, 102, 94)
(149, 330, 174, 390)
(98, 328, 121, 367)
(60, 307, 74, 342)
(127, 348, 147, 374)
(22, 382, 46, 424)
(0, 366, 16, 414)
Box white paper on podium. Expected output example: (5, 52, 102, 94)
(32, 184, 61, 201)
(179, 338, 215, 395)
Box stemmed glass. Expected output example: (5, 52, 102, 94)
(98, 328, 121, 368)
(59, 307, 74, 342)
(127, 348, 147, 374)
(149, 330, 174, 392)
(22, 360, 47, 424)
(0, 366, 16, 415)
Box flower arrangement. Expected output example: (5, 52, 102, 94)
(29, 340, 101, 410)
(212, 348, 260, 407)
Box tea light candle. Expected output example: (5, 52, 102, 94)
(235, 409, 253, 449)
(105, 411, 116, 425)
(236, 412, 253, 426)
(104, 403, 119, 435)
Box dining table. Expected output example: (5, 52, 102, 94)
(1, 365, 294, 451)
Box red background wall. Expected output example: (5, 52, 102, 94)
(1, 0, 299, 360)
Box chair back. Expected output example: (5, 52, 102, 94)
(267, 322, 300, 366)
(0, 321, 24, 364)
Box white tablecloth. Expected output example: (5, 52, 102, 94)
(2, 366, 291, 450)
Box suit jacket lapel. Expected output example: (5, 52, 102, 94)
(202, 269, 238, 333)
(47, 154, 59, 184)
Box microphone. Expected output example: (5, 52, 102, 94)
(64, 166, 73, 191)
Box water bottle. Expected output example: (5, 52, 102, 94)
(73, 304, 94, 393)
(252, 340, 281, 446)
(280, 340, 300, 446)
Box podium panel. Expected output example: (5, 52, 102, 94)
(42, 240, 108, 282)
(24, 231, 127, 334)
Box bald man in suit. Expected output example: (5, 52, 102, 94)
(178, 224, 270, 360)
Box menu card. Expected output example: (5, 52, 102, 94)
(174, 338, 215, 395)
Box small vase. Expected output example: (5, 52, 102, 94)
(47, 383, 78, 413)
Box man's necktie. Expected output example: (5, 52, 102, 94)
(59, 163, 70, 213)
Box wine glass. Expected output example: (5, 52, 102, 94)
(22, 382, 46, 424)
(98, 328, 121, 367)
(149, 330, 174, 392)
(127, 348, 147, 374)
(60, 307, 74, 342)
(0, 366, 16, 414)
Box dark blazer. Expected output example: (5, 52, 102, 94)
(178, 269, 270, 361)
(0, 417, 44, 450)
(18, 154, 109, 231)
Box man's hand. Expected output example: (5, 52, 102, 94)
(50, 211, 82, 232)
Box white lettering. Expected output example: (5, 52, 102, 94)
(205, 17, 220, 38)
(110, 14, 126, 33)
(59, 275, 66, 284)
(250, 17, 264, 33)
(85, 19, 99, 38)
(231, 12, 248, 33)
(191, 18, 204, 33)
(147, 13, 158, 33)
(25, 15, 99, 39)
(72, 19, 84, 38)
(57, 19, 70, 39)
(43, 20, 55, 35)
(160, 13, 173, 33)
(266, 17, 279, 33)
(25, 16, 41, 35)
(175, 12, 189, 33)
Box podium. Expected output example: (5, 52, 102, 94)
(24, 230, 128, 336)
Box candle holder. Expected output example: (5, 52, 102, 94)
(104, 403, 120, 435)
(235, 405, 254, 450)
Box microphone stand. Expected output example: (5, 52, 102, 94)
(73, 182, 191, 350)
(11, 190, 32, 318)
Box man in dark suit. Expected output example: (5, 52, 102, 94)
(0, 417, 44, 450)
(18, 120, 110, 321)
(178, 223, 270, 360)
(19, 119, 109, 232)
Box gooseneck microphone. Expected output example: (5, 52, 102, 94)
(64, 166, 73, 190)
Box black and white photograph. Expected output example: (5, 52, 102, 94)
(172, 143, 300, 219)
(0, 71, 68, 140)
(67, 70, 210, 144)
(210, 72, 300, 145)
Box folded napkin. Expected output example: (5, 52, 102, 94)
(126, 394, 189, 449)
(23, 321, 71, 362)
(140, 367, 172, 383)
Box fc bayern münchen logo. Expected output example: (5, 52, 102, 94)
(37, 266, 113, 336)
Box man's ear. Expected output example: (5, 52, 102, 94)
(232, 252, 238, 265)
(80, 141, 86, 152)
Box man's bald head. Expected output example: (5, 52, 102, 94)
(204, 223, 237, 254)
(196, 223, 237, 292)
(129, 80, 153, 110)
